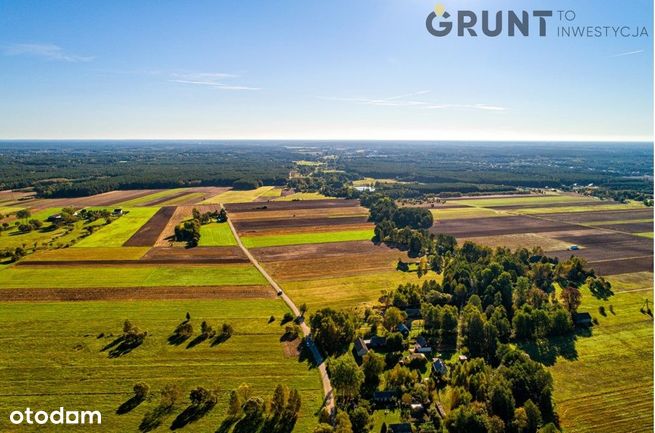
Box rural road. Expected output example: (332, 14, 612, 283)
(227, 216, 336, 416)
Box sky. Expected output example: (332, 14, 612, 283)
(0, 0, 653, 141)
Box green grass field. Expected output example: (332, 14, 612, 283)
(116, 189, 186, 207)
(0, 206, 23, 215)
(636, 232, 654, 239)
(24, 247, 150, 261)
(273, 192, 331, 201)
(242, 229, 373, 248)
(0, 264, 267, 289)
(549, 272, 653, 433)
(514, 202, 647, 215)
(0, 299, 322, 433)
(202, 187, 276, 204)
(431, 207, 507, 220)
(158, 192, 204, 206)
(198, 223, 237, 246)
(279, 270, 442, 311)
(74, 208, 159, 247)
(451, 194, 589, 207)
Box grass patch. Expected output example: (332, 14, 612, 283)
(0, 264, 267, 288)
(158, 192, 204, 206)
(201, 187, 277, 204)
(515, 202, 647, 215)
(0, 206, 23, 215)
(549, 272, 653, 433)
(243, 229, 373, 248)
(259, 187, 283, 198)
(280, 271, 442, 311)
(452, 194, 589, 207)
(24, 247, 150, 261)
(460, 233, 572, 252)
(116, 189, 186, 207)
(74, 208, 159, 248)
(197, 223, 237, 246)
(0, 299, 322, 433)
(273, 192, 332, 201)
(635, 232, 653, 239)
(586, 218, 653, 226)
(431, 207, 507, 220)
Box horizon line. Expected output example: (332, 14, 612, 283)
(0, 137, 653, 144)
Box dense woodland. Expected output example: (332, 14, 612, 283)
(0, 141, 651, 200)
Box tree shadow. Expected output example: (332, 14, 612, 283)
(232, 413, 265, 433)
(210, 333, 231, 347)
(170, 401, 216, 430)
(216, 417, 238, 433)
(116, 395, 145, 415)
(517, 329, 591, 367)
(102, 335, 145, 358)
(139, 405, 174, 433)
(186, 334, 209, 349)
(168, 333, 190, 346)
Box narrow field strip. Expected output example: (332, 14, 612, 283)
(0, 264, 267, 288)
(242, 228, 373, 248)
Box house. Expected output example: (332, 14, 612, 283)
(458, 354, 468, 362)
(404, 308, 421, 319)
(365, 335, 387, 349)
(354, 338, 369, 358)
(410, 403, 424, 415)
(432, 358, 447, 376)
(46, 214, 62, 223)
(389, 423, 413, 433)
(112, 208, 124, 216)
(372, 391, 396, 404)
(415, 336, 427, 347)
(573, 312, 593, 327)
(397, 323, 410, 338)
(416, 346, 432, 355)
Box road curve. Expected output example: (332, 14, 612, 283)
(227, 216, 335, 415)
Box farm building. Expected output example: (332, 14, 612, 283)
(365, 335, 387, 349)
(372, 391, 396, 404)
(432, 358, 447, 376)
(354, 337, 369, 358)
(397, 323, 410, 337)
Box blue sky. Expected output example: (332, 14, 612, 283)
(0, 0, 652, 140)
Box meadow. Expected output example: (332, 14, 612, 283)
(549, 271, 653, 433)
(198, 223, 237, 247)
(75, 208, 159, 248)
(202, 187, 277, 204)
(279, 271, 442, 311)
(0, 264, 267, 289)
(24, 247, 150, 261)
(116, 189, 185, 207)
(0, 299, 322, 433)
(242, 228, 373, 248)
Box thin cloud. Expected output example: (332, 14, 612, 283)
(608, 49, 644, 58)
(169, 72, 259, 91)
(2, 43, 93, 62)
(425, 103, 506, 111)
(320, 93, 505, 112)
